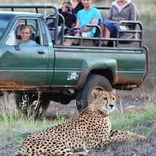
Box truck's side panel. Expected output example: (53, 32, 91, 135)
(52, 48, 146, 87)
(0, 45, 50, 86)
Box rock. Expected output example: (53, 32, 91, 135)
(124, 105, 145, 114)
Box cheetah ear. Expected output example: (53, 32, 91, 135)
(91, 90, 99, 99)
(111, 89, 116, 95)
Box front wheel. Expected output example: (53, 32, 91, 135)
(15, 92, 50, 119)
(76, 75, 112, 112)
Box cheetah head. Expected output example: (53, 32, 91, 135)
(91, 90, 116, 115)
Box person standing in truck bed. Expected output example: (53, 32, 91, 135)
(101, 0, 137, 47)
(58, 1, 76, 29)
(58, 0, 84, 31)
(63, 0, 101, 46)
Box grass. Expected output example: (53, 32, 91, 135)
(0, 109, 67, 155)
(0, 98, 155, 155)
(0, 93, 68, 154)
(111, 104, 156, 138)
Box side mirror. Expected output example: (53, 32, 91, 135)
(15, 42, 20, 51)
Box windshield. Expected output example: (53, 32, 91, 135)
(0, 15, 12, 40)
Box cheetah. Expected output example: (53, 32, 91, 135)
(15, 90, 146, 156)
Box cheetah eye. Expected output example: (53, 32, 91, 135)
(112, 97, 115, 100)
(103, 97, 107, 101)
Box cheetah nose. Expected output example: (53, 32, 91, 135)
(109, 104, 114, 108)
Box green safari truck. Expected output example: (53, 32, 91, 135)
(0, 5, 148, 117)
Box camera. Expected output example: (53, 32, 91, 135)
(70, 27, 80, 36)
(66, 6, 72, 12)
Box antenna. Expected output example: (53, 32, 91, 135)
(44, 0, 47, 18)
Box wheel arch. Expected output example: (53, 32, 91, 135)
(89, 69, 114, 85)
(76, 58, 117, 89)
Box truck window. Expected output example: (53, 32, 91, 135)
(0, 15, 12, 39)
(5, 30, 16, 45)
(14, 19, 41, 45)
(39, 18, 48, 45)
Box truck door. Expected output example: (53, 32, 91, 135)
(0, 18, 52, 86)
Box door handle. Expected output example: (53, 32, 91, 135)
(37, 51, 45, 54)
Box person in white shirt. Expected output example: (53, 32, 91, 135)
(19, 25, 37, 45)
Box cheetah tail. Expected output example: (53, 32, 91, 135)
(130, 132, 147, 140)
(108, 129, 147, 143)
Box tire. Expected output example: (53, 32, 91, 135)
(15, 92, 50, 119)
(76, 75, 112, 112)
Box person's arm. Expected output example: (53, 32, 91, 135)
(107, 7, 113, 20)
(82, 18, 98, 32)
(108, 6, 119, 24)
(66, 13, 76, 28)
(75, 18, 80, 28)
(82, 8, 101, 33)
(130, 2, 137, 21)
(74, 19, 80, 34)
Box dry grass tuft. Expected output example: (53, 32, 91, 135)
(0, 92, 18, 117)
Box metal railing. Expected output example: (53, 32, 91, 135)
(0, 4, 144, 49)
